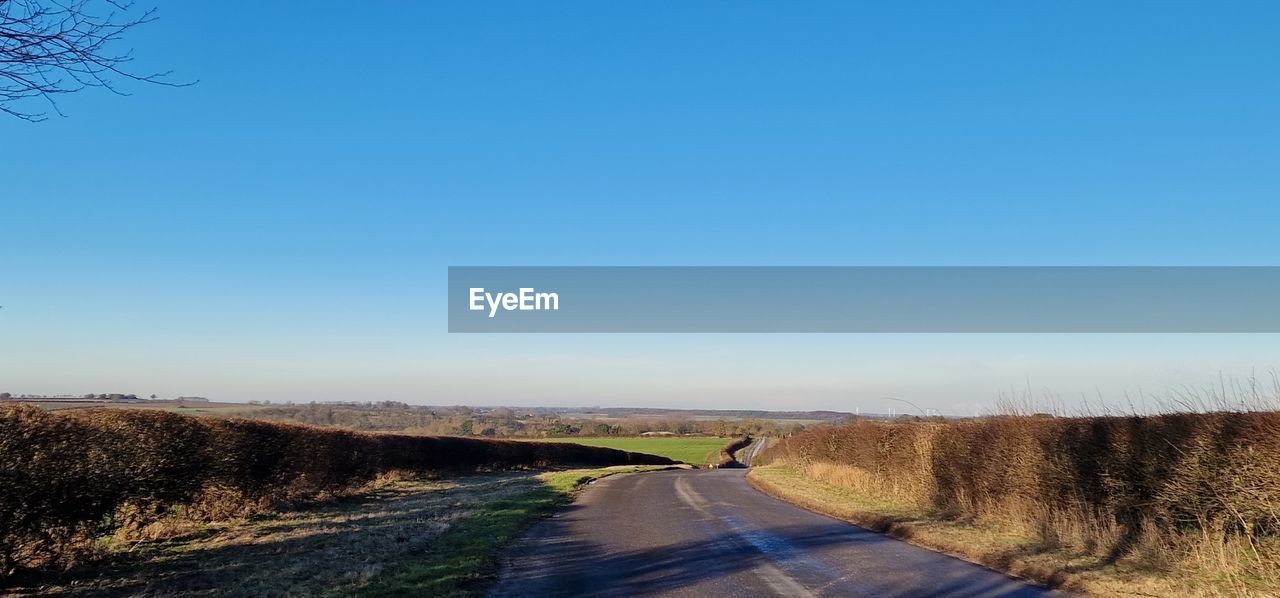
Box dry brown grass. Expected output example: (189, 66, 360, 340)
(751, 464, 1278, 596)
(758, 413, 1280, 596)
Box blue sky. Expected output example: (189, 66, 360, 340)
(4, 2, 1280, 413)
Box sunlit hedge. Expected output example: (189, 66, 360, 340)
(0, 405, 672, 574)
(759, 413, 1280, 570)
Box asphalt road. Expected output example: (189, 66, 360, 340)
(491, 468, 1060, 597)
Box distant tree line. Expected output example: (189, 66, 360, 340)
(0, 393, 141, 401)
(243, 401, 809, 438)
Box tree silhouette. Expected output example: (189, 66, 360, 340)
(0, 0, 186, 121)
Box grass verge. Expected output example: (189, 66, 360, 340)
(2, 466, 676, 597)
(747, 464, 1274, 597)
(349, 465, 676, 597)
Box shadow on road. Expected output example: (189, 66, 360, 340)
(492, 512, 1050, 597)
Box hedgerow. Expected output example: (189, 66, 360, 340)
(759, 413, 1280, 583)
(0, 405, 672, 574)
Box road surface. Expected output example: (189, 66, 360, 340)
(491, 468, 1059, 597)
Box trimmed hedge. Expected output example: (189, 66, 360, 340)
(0, 405, 673, 574)
(716, 436, 752, 468)
(759, 413, 1280, 547)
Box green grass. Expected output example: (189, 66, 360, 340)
(531, 436, 728, 465)
(349, 466, 670, 597)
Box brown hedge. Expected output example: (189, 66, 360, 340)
(758, 412, 1280, 549)
(716, 436, 753, 468)
(0, 405, 673, 574)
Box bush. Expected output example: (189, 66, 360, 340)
(0, 405, 673, 574)
(759, 413, 1280, 576)
(716, 436, 752, 468)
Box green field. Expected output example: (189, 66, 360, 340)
(534, 436, 727, 465)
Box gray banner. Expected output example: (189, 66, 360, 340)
(447, 267, 1280, 333)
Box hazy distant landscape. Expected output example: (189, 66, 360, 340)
(1, 394, 849, 437)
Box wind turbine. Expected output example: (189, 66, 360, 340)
(882, 397, 928, 418)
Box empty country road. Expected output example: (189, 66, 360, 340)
(491, 468, 1060, 597)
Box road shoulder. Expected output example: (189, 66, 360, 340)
(747, 465, 1235, 596)
(354, 465, 682, 597)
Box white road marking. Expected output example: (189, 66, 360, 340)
(674, 476, 816, 597)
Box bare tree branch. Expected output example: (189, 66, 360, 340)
(0, 0, 190, 121)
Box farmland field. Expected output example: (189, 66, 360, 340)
(533, 437, 727, 465)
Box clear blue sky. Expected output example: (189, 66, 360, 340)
(4, 2, 1280, 413)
